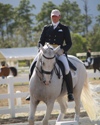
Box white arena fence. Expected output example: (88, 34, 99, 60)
(0, 71, 100, 118)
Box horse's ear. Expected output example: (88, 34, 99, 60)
(39, 44, 45, 52)
(54, 45, 60, 54)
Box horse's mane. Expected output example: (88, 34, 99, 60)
(44, 43, 53, 49)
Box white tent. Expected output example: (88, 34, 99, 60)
(0, 47, 38, 61)
(0, 47, 38, 67)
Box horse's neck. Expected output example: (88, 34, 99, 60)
(34, 56, 42, 77)
(36, 52, 42, 69)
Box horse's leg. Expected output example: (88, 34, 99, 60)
(97, 68, 100, 79)
(56, 96, 67, 122)
(94, 68, 96, 80)
(42, 101, 54, 125)
(28, 98, 40, 125)
(73, 89, 81, 124)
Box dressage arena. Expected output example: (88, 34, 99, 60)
(0, 69, 100, 125)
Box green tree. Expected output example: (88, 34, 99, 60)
(34, 1, 57, 32)
(88, 24, 100, 51)
(14, 0, 36, 47)
(69, 33, 87, 55)
(58, 0, 84, 33)
(82, 0, 92, 36)
(0, 3, 14, 43)
(96, 4, 100, 24)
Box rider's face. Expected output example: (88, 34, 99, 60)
(51, 15, 61, 23)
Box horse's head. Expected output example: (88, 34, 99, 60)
(39, 43, 60, 85)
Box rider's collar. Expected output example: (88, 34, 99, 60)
(52, 21, 59, 27)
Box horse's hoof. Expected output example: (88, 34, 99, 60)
(26, 95, 30, 101)
(28, 118, 34, 125)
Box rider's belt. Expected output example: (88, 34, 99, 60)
(49, 44, 59, 48)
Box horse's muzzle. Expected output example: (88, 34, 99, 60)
(43, 80, 51, 85)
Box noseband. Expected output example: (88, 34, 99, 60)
(41, 54, 55, 75)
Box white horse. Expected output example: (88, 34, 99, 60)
(28, 43, 100, 125)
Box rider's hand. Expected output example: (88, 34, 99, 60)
(57, 48, 64, 56)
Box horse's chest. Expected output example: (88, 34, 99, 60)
(32, 85, 58, 101)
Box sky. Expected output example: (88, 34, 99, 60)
(0, 0, 100, 28)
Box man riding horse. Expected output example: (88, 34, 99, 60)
(86, 48, 92, 66)
(26, 9, 74, 101)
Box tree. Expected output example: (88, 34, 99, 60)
(69, 33, 87, 55)
(14, 0, 36, 47)
(82, 0, 92, 35)
(88, 24, 100, 51)
(0, 3, 14, 42)
(58, 0, 84, 33)
(34, 1, 57, 32)
(96, 4, 100, 24)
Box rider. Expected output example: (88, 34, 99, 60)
(26, 9, 74, 101)
(86, 48, 92, 66)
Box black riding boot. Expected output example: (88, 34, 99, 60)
(64, 72, 74, 102)
(26, 61, 37, 101)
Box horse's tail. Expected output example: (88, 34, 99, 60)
(81, 75, 100, 123)
(9, 67, 18, 76)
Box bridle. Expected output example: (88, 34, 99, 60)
(35, 51, 55, 85)
(41, 54, 55, 75)
(35, 47, 62, 84)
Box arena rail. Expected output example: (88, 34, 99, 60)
(76, 52, 100, 58)
(0, 71, 100, 118)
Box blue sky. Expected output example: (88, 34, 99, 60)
(0, 0, 99, 15)
(0, 0, 100, 28)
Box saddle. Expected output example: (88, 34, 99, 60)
(30, 57, 77, 80)
(68, 59, 77, 71)
(56, 59, 77, 79)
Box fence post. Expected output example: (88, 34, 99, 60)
(8, 77, 15, 118)
(16, 91, 22, 106)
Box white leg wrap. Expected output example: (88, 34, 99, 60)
(56, 113, 64, 122)
(74, 114, 79, 123)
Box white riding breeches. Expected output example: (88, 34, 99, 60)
(57, 54, 70, 75)
(87, 57, 91, 63)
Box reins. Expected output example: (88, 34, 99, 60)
(43, 54, 55, 60)
(35, 47, 62, 83)
(41, 54, 55, 75)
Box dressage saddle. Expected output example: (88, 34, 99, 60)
(56, 59, 77, 79)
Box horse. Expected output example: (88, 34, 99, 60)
(83, 56, 100, 78)
(83, 56, 100, 72)
(28, 43, 100, 125)
(0, 66, 17, 78)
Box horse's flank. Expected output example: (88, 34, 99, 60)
(0, 66, 17, 77)
(0, 66, 10, 76)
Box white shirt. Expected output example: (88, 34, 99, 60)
(52, 21, 59, 29)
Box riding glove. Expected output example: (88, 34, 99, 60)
(56, 48, 64, 56)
